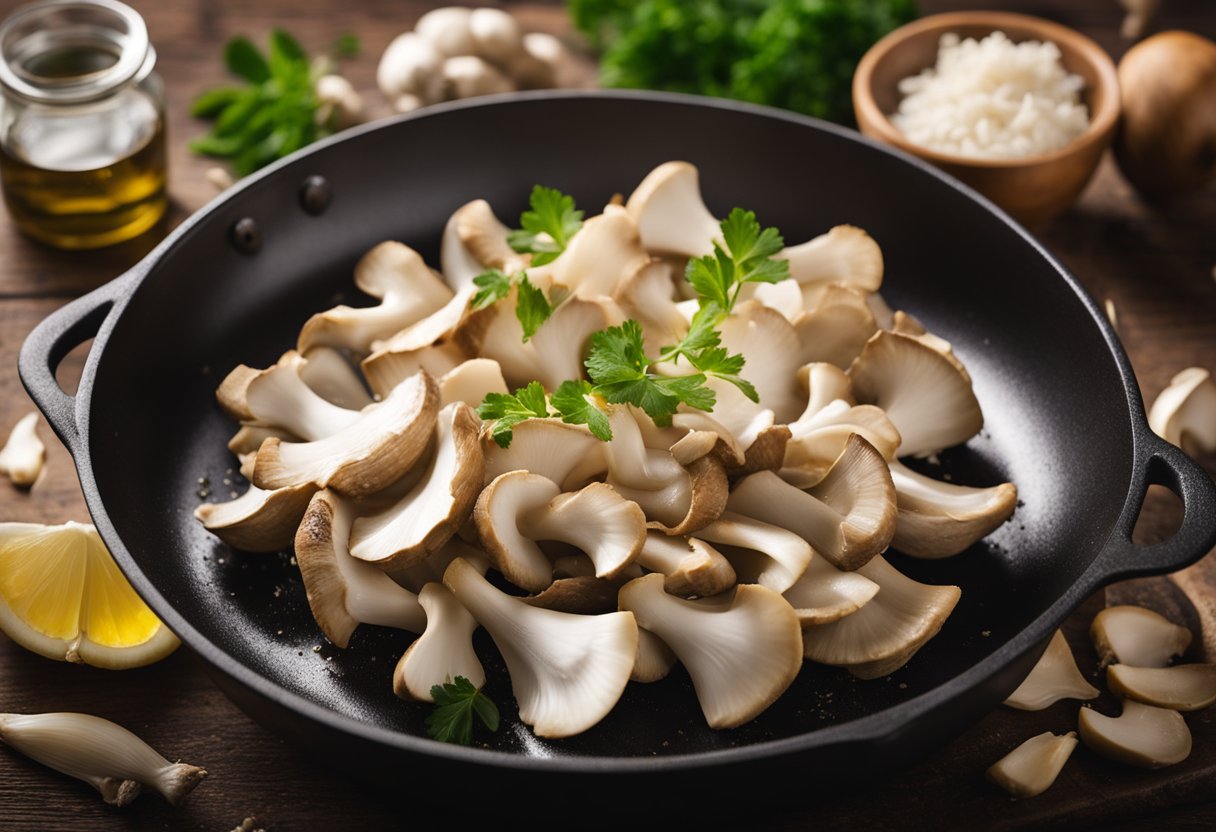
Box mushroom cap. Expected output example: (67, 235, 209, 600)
(377, 32, 444, 104)
(632, 626, 678, 683)
(394, 582, 483, 702)
(782, 550, 880, 626)
(194, 482, 317, 553)
(298, 241, 453, 355)
(299, 346, 373, 410)
(241, 351, 363, 441)
(1106, 663, 1216, 712)
(1078, 700, 1192, 769)
(618, 573, 803, 729)
(783, 399, 901, 489)
(624, 161, 720, 258)
(986, 732, 1078, 799)
(522, 576, 625, 615)
(1090, 605, 1193, 668)
(1003, 630, 1100, 711)
(704, 302, 806, 433)
(530, 207, 650, 299)
(524, 483, 647, 582)
(438, 358, 509, 408)
(614, 260, 688, 356)
(635, 532, 737, 599)
(889, 459, 1018, 559)
(801, 555, 960, 678)
(790, 284, 879, 369)
(348, 402, 484, 570)
(777, 224, 883, 294)
(294, 490, 426, 648)
(475, 471, 561, 592)
(443, 557, 638, 738)
(848, 330, 983, 457)
(730, 435, 896, 572)
(1147, 367, 1216, 455)
(361, 341, 466, 401)
(252, 371, 439, 498)
(695, 512, 813, 595)
(482, 418, 607, 491)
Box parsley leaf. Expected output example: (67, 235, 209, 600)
(507, 186, 584, 266)
(477, 382, 552, 448)
(659, 302, 725, 365)
(685, 207, 791, 314)
(515, 276, 553, 341)
(689, 346, 759, 402)
(551, 380, 613, 441)
(586, 321, 716, 426)
(470, 269, 514, 311)
(426, 676, 500, 746)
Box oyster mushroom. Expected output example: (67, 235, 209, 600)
(801, 555, 960, 678)
(193, 483, 317, 553)
(1148, 367, 1216, 455)
(438, 358, 508, 407)
(617, 573, 803, 729)
(614, 260, 687, 354)
(377, 32, 444, 109)
(632, 627, 678, 683)
(1003, 630, 1100, 710)
(294, 490, 426, 648)
(475, 472, 645, 592)
(1091, 605, 1193, 668)
(530, 206, 650, 299)
(790, 284, 879, 369)
(218, 351, 363, 441)
(1106, 663, 1216, 711)
(298, 241, 453, 355)
(782, 553, 880, 626)
(624, 160, 720, 258)
(299, 347, 372, 409)
(634, 532, 737, 599)
(393, 582, 483, 702)
(251, 371, 439, 498)
(1078, 700, 1192, 768)
(777, 225, 884, 297)
(348, 403, 483, 570)
(482, 419, 607, 491)
(728, 436, 897, 572)
(848, 330, 983, 457)
(987, 732, 1078, 799)
(889, 460, 1018, 559)
(694, 512, 813, 595)
(443, 557, 638, 738)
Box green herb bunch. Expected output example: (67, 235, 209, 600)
(190, 30, 356, 175)
(568, 0, 918, 124)
(477, 189, 790, 447)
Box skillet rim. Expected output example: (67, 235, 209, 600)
(51, 89, 1157, 773)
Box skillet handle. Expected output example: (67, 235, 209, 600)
(1097, 427, 1216, 581)
(17, 272, 138, 455)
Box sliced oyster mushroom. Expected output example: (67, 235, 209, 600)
(1091, 605, 1193, 668)
(1003, 630, 1100, 710)
(393, 582, 483, 702)
(634, 532, 736, 599)
(1078, 700, 1192, 768)
(987, 732, 1078, 799)
(1106, 663, 1216, 712)
(889, 460, 1017, 559)
(194, 482, 317, 553)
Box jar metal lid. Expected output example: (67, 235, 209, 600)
(0, 0, 153, 105)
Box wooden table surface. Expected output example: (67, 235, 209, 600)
(0, 1, 1213, 829)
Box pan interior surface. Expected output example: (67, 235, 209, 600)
(85, 96, 1133, 761)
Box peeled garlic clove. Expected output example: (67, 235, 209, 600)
(0, 413, 46, 487)
(1091, 605, 1192, 668)
(1003, 630, 1099, 710)
(0, 712, 206, 806)
(1078, 700, 1191, 768)
(1107, 663, 1216, 712)
(1148, 367, 1216, 455)
(986, 731, 1078, 798)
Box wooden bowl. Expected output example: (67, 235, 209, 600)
(853, 12, 1120, 227)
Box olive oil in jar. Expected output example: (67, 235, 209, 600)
(0, 1, 167, 249)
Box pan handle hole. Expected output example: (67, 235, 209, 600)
(1131, 483, 1184, 546)
(53, 338, 92, 397)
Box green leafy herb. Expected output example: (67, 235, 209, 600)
(568, 0, 917, 124)
(585, 321, 716, 426)
(551, 380, 613, 441)
(507, 186, 585, 266)
(192, 28, 355, 176)
(477, 381, 553, 448)
(332, 32, 361, 58)
(426, 676, 500, 746)
(686, 207, 790, 315)
(470, 270, 554, 341)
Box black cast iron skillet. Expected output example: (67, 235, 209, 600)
(18, 92, 1216, 800)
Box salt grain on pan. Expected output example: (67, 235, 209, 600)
(892, 31, 1088, 159)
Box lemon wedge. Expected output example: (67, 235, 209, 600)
(0, 522, 178, 668)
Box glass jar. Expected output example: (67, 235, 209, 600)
(0, 0, 166, 249)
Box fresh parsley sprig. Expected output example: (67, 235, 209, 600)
(426, 676, 500, 746)
(470, 270, 554, 341)
(477, 381, 553, 448)
(686, 207, 790, 314)
(507, 186, 585, 265)
(191, 30, 337, 176)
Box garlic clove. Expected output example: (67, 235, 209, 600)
(1078, 700, 1192, 768)
(0, 712, 206, 806)
(986, 731, 1078, 798)
(1090, 605, 1192, 668)
(0, 413, 46, 487)
(1147, 367, 1216, 456)
(1106, 663, 1216, 712)
(1003, 630, 1099, 710)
